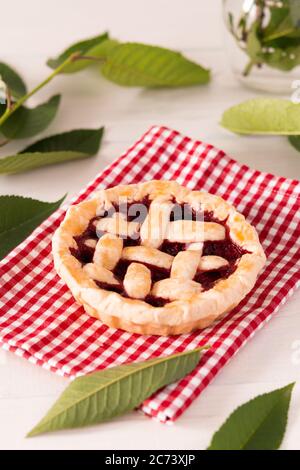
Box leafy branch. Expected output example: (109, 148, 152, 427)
(46, 33, 210, 86)
(0, 51, 106, 176)
(0, 52, 80, 129)
(0, 32, 210, 152)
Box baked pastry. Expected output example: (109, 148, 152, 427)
(52, 180, 266, 335)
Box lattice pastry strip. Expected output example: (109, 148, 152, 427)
(123, 263, 151, 299)
(140, 200, 173, 248)
(198, 256, 228, 271)
(122, 246, 173, 270)
(152, 278, 203, 301)
(83, 263, 120, 287)
(96, 213, 140, 239)
(171, 250, 202, 280)
(93, 233, 123, 270)
(84, 239, 97, 249)
(166, 220, 225, 243)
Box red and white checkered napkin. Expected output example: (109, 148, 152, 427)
(0, 126, 299, 422)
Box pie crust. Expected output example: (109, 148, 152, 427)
(52, 180, 266, 335)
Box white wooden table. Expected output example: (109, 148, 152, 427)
(1, 0, 300, 450)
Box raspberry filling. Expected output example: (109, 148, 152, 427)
(70, 201, 247, 302)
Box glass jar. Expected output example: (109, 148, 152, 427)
(223, 0, 300, 93)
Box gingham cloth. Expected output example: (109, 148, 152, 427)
(0, 126, 299, 423)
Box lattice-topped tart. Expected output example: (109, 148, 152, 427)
(52, 180, 266, 335)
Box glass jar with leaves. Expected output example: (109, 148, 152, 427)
(223, 0, 300, 93)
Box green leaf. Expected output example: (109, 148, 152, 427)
(55, 39, 120, 74)
(0, 195, 65, 260)
(101, 43, 210, 87)
(263, 6, 294, 42)
(221, 98, 300, 135)
(22, 127, 104, 154)
(87, 39, 120, 61)
(0, 127, 104, 174)
(257, 3, 300, 71)
(27, 347, 206, 437)
(47, 32, 110, 73)
(288, 134, 300, 151)
(0, 94, 61, 139)
(0, 62, 27, 99)
(0, 151, 90, 174)
(260, 29, 300, 71)
(207, 383, 295, 450)
(265, 35, 300, 49)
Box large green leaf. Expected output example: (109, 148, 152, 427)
(260, 44, 300, 71)
(101, 43, 210, 87)
(207, 383, 295, 450)
(86, 39, 120, 61)
(0, 195, 65, 260)
(0, 94, 61, 139)
(0, 62, 27, 99)
(0, 151, 91, 173)
(288, 134, 300, 151)
(27, 347, 206, 437)
(221, 98, 300, 135)
(22, 127, 104, 153)
(47, 32, 111, 73)
(0, 127, 104, 174)
(263, 6, 295, 42)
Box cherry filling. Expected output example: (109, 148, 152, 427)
(71, 237, 96, 265)
(194, 264, 237, 290)
(144, 295, 168, 307)
(113, 259, 170, 284)
(86, 217, 101, 237)
(70, 200, 248, 302)
(95, 281, 123, 295)
(159, 240, 186, 257)
(95, 280, 168, 307)
(203, 239, 245, 261)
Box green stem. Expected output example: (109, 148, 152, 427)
(76, 55, 106, 62)
(0, 52, 80, 128)
(6, 86, 12, 111)
(243, 60, 255, 77)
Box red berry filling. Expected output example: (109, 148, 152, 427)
(70, 201, 247, 302)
